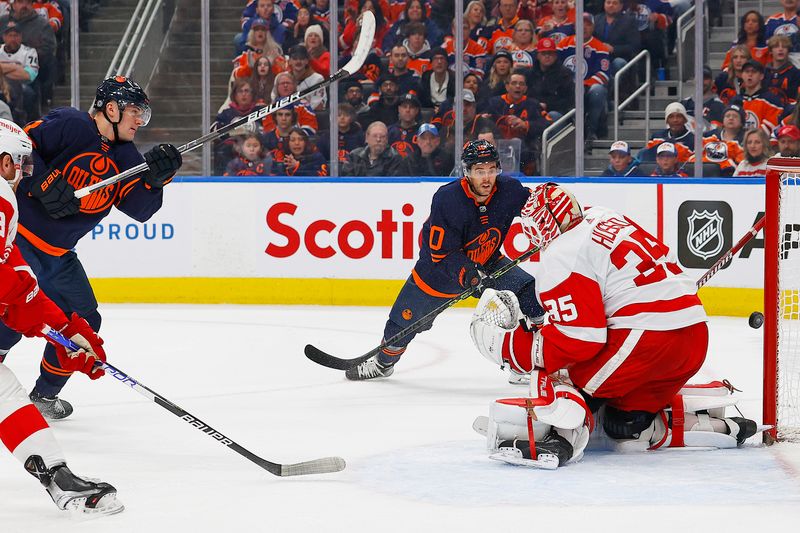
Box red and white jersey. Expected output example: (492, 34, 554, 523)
(1, 179, 19, 263)
(535, 206, 706, 372)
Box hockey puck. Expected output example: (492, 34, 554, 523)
(749, 311, 764, 329)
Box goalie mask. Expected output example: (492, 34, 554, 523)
(520, 182, 583, 251)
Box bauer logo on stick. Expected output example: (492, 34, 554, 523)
(677, 201, 733, 268)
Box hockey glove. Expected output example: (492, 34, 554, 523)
(49, 313, 107, 380)
(143, 143, 182, 189)
(459, 263, 496, 294)
(28, 168, 80, 219)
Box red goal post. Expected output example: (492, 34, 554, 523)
(765, 157, 800, 443)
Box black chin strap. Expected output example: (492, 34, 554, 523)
(102, 105, 121, 142)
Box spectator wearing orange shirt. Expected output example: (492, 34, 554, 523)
(263, 72, 319, 135)
(232, 17, 285, 80)
(402, 22, 432, 76)
(721, 11, 771, 70)
(729, 59, 784, 134)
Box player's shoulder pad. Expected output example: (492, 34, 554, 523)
(50, 106, 94, 124)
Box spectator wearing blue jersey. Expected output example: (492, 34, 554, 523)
(558, 13, 612, 153)
(273, 127, 327, 176)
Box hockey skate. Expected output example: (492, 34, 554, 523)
(29, 390, 73, 420)
(491, 429, 574, 470)
(25, 456, 124, 517)
(345, 355, 394, 380)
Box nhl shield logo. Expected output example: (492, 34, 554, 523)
(687, 210, 724, 260)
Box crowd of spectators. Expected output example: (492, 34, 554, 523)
(0, 0, 77, 126)
(213, 0, 800, 178)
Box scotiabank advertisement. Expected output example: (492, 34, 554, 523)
(75, 178, 765, 290)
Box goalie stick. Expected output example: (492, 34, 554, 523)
(73, 11, 377, 199)
(695, 215, 764, 289)
(304, 245, 541, 370)
(42, 326, 345, 477)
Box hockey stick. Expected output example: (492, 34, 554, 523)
(695, 215, 764, 289)
(42, 326, 345, 477)
(73, 12, 377, 199)
(304, 245, 541, 370)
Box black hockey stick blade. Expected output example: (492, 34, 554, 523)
(304, 344, 376, 370)
(304, 246, 541, 371)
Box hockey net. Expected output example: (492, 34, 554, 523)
(765, 157, 800, 442)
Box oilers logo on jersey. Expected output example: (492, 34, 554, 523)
(62, 153, 121, 214)
(465, 227, 502, 264)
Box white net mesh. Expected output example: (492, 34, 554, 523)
(777, 172, 800, 441)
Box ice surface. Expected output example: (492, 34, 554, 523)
(1, 306, 799, 532)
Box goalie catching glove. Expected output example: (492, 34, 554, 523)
(45, 313, 107, 380)
(470, 288, 540, 375)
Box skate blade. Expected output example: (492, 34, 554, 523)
(66, 493, 125, 521)
(489, 450, 559, 470)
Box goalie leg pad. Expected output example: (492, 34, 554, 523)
(487, 399, 552, 453)
(606, 391, 762, 451)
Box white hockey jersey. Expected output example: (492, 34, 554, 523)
(534, 206, 707, 371)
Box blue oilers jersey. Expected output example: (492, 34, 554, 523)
(15, 107, 162, 254)
(413, 175, 531, 296)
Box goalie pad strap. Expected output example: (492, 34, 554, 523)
(526, 410, 537, 458)
(669, 394, 685, 448)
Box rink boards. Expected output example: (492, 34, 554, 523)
(77, 176, 766, 316)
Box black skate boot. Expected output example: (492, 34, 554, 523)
(29, 390, 73, 420)
(345, 355, 395, 381)
(725, 417, 759, 445)
(498, 428, 574, 466)
(25, 455, 124, 516)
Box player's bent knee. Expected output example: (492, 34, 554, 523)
(603, 406, 658, 440)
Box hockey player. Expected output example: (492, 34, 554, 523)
(0, 76, 183, 419)
(0, 118, 123, 515)
(346, 139, 545, 381)
(469, 182, 759, 467)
